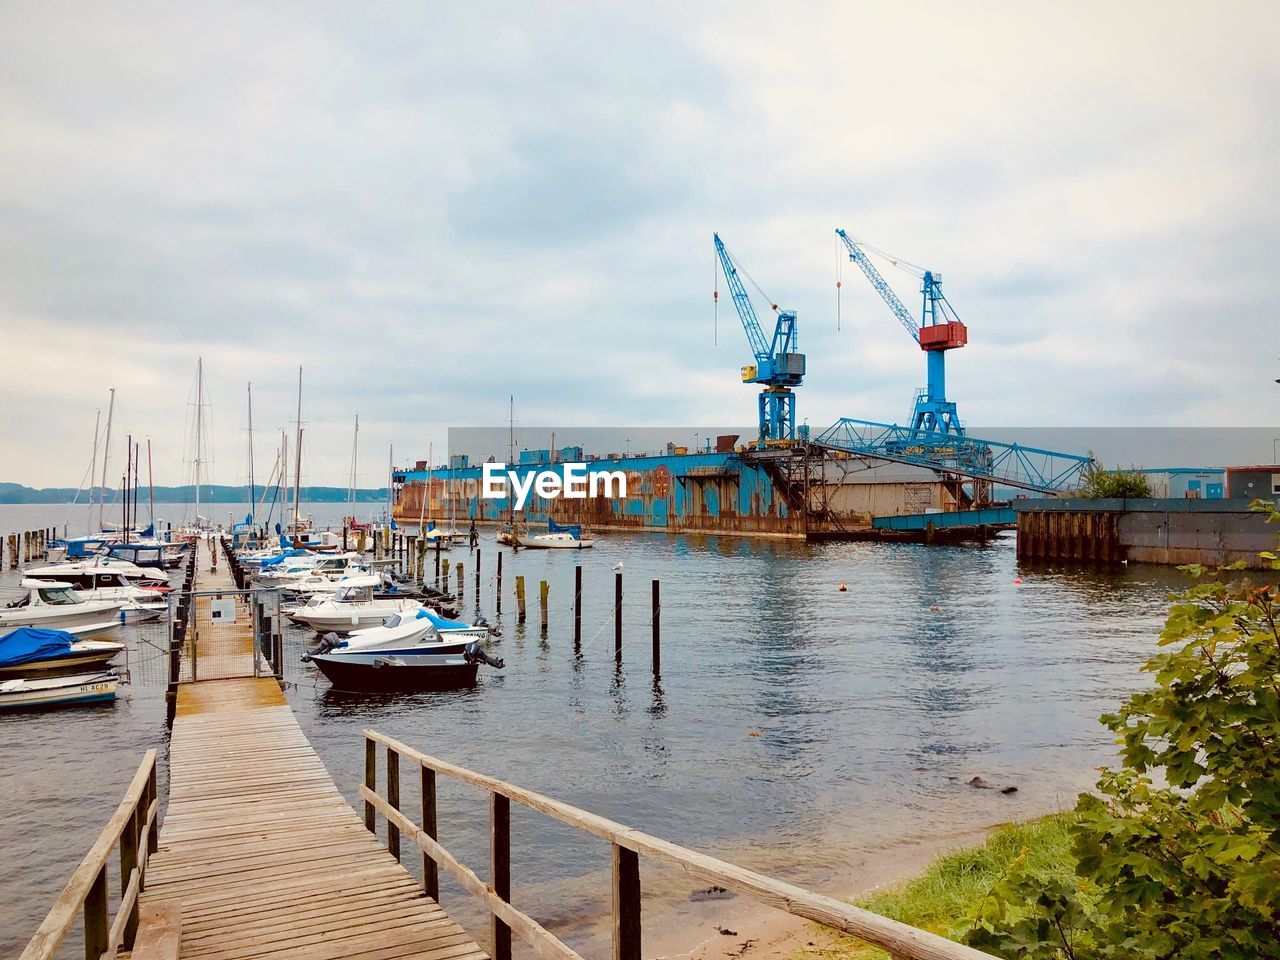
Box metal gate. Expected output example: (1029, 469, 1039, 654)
(166, 588, 283, 684)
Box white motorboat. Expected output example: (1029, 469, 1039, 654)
(287, 576, 423, 633)
(302, 614, 503, 690)
(21, 576, 167, 624)
(0, 583, 124, 632)
(26, 556, 170, 590)
(408, 608, 493, 641)
(255, 553, 362, 588)
(0, 671, 119, 709)
(0, 627, 125, 675)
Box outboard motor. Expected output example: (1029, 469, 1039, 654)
(304, 632, 344, 658)
(464, 641, 504, 670)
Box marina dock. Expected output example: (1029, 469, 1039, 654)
(22, 543, 995, 960)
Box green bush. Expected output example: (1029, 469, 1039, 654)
(1078, 465, 1152, 499)
(965, 503, 1280, 959)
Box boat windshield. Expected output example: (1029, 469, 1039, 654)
(382, 614, 402, 628)
(38, 587, 81, 605)
(335, 585, 373, 603)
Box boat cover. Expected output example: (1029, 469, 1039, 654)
(415, 609, 473, 630)
(548, 518, 582, 538)
(0, 627, 74, 667)
(260, 548, 312, 568)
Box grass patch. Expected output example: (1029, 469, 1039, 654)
(813, 813, 1079, 959)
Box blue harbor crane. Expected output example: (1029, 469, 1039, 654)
(713, 233, 806, 444)
(836, 229, 967, 436)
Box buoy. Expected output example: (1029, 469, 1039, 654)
(1014, 577, 1022, 585)
(838, 583, 847, 592)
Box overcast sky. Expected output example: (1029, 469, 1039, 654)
(1, 1, 1277, 487)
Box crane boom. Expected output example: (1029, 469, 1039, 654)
(836, 229, 919, 342)
(713, 233, 771, 360)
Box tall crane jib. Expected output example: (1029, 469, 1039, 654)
(713, 233, 806, 444)
(835, 229, 967, 437)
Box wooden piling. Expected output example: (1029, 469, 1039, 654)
(475, 549, 481, 601)
(615, 571, 623, 661)
(651, 579, 660, 676)
(539, 580, 549, 632)
(456, 563, 463, 599)
(574, 565, 582, 648)
(515, 575, 526, 623)
(496, 552, 503, 613)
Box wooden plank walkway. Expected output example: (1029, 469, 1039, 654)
(130, 550, 487, 960)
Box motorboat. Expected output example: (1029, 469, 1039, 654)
(21, 576, 167, 624)
(411, 608, 494, 641)
(255, 552, 363, 588)
(302, 613, 503, 690)
(0, 671, 119, 709)
(26, 556, 170, 590)
(0, 583, 124, 632)
(0, 627, 125, 675)
(287, 576, 423, 633)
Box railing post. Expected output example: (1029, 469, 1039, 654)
(490, 793, 511, 960)
(421, 766, 438, 900)
(364, 736, 377, 833)
(83, 864, 109, 960)
(612, 843, 641, 960)
(120, 802, 140, 947)
(147, 760, 159, 854)
(386, 747, 401, 861)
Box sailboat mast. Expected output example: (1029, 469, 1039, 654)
(87, 410, 101, 535)
(348, 414, 359, 506)
(125, 433, 132, 542)
(279, 429, 288, 519)
(247, 383, 256, 513)
(147, 438, 155, 526)
(292, 367, 302, 528)
(194, 358, 204, 523)
(98, 387, 116, 532)
(387, 443, 393, 521)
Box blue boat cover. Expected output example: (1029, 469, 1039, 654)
(548, 518, 582, 538)
(139, 523, 156, 538)
(415, 609, 472, 630)
(0, 627, 74, 667)
(259, 548, 311, 568)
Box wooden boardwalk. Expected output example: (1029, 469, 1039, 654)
(133, 553, 487, 960)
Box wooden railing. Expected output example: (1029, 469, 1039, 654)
(20, 750, 159, 960)
(362, 730, 996, 960)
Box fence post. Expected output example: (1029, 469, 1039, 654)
(612, 844, 641, 960)
(364, 736, 377, 833)
(422, 766, 438, 900)
(490, 793, 511, 960)
(386, 747, 400, 861)
(120, 801, 140, 947)
(147, 760, 159, 854)
(84, 864, 109, 960)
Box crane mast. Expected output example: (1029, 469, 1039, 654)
(836, 229, 967, 437)
(713, 233, 805, 444)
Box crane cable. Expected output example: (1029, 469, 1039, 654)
(835, 233, 843, 331)
(725, 247, 780, 314)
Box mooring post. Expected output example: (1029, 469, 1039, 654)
(342, 522, 348, 551)
(496, 551, 503, 613)
(574, 564, 583, 648)
(475, 548, 481, 602)
(612, 844, 642, 960)
(515, 575, 526, 622)
(456, 562, 463, 600)
(539, 579, 549, 632)
(615, 570, 623, 661)
(435, 538, 442, 586)
(652, 579, 660, 676)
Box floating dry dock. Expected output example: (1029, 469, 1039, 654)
(23, 542, 1000, 960)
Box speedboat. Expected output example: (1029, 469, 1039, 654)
(302, 613, 503, 690)
(0, 627, 125, 675)
(287, 576, 423, 633)
(0, 583, 124, 632)
(411, 608, 494, 641)
(256, 552, 363, 588)
(26, 556, 170, 590)
(0, 671, 119, 709)
(21, 576, 167, 624)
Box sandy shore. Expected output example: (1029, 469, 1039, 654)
(647, 824, 997, 960)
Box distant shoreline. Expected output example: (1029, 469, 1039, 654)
(0, 484, 390, 504)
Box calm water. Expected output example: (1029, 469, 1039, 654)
(0, 503, 1190, 956)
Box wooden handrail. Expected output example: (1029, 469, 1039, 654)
(364, 729, 995, 960)
(21, 750, 159, 960)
